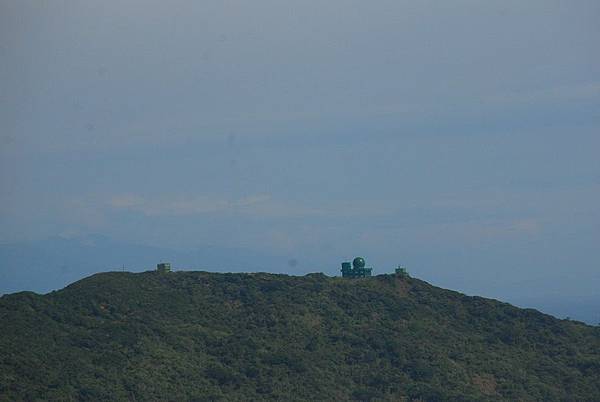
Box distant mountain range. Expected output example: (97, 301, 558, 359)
(1, 271, 598, 400)
(1, 235, 597, 325)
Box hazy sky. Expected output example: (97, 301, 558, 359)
(1, 1, 599, 313)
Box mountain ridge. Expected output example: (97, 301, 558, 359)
(1, 270, 599, 401)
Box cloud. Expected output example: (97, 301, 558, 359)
(485, 81, 600, 106)
(107, 193, 273, 217)
(236, 194, 272, 207)
(509, 219, 540, 234)
(106, 193, 397, 219)
(108, 194, 145, 209)
(422, 218, 542, 243)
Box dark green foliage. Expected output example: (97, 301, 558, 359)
(1, 271, 599, 401)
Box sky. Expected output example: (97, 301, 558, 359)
(1, 1, 599, 321)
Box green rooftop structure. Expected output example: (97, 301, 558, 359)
(395, 265, 409, 277)
(157, 263, 171, 273)
(341, 257, 373, 278)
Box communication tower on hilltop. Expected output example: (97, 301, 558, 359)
(341, 257, 373, 278)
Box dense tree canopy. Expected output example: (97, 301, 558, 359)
(1, 271, 599, 401)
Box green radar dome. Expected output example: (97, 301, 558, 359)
(352, 257, 366, 269)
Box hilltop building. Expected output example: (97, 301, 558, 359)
(395, 265, 409, 277)
(157, 263, 171, 273)
(341, 257, 372, 278)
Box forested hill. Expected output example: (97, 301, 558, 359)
(1, 271, 599, 401)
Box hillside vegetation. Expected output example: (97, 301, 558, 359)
(1, 271, 599, 401)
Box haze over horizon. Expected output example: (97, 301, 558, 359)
(1, 1, 599, 323)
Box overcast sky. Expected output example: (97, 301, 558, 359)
(1, 1, 599, 316)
